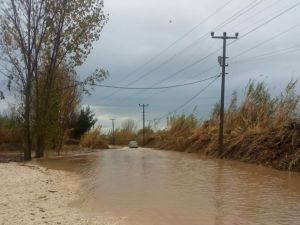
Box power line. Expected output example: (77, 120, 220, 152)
(173, 76, 220, 114)
(100, 18, 300, 133)
(169, 1, 300, 81)
(156, 76, 220, 121)
(140, 36, 300, 103)
(157, 2, 300, 119)
(137, 68, 220, 103)
(91, 75, 219, 90)
(225, 0, 282, 33)
(51, 73, 219, 93)
(72, 0, 300, 122)
(229, 23, 300, 60)
(89, 25, 300, 102)
(99, 0, 234, 100)
(176, 1, 300, 82)
(113, 0, 296, 105)
(109, 28, 300, 103)
(100, 0, 262, 102)
(232, 45, 300, 63)
(93, 0, 299, 113)
(228, 1, 300, 47)
(152, 2, 300, 124)
(133, 2, 300, 103)
(113, 0, 234, 85)
(127, 0, 261, 85)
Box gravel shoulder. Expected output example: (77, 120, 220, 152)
(0, 162, 126, 225)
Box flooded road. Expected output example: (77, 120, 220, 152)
(40, 148, 300, 225)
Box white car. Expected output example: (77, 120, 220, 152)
(128, 140, 138, 148)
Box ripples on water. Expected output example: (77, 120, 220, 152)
(40, 148, 300, 225)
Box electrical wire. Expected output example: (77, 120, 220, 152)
(231, 45, 300, 64)
(141, 37, 300, 103)
(172, 76, 220, 114)
(126, 0, 263, 86)
(156, 75, 220, 121)
(225, 0, 282, 33)
(100, 0, 262, 101)
(229, 23, 300, 61)
(228, 1, 300, 48)
(111, 0, 234, 85)
(91, 75, 219, 90)
(137, 4, 300, 104)
(112, 0, 296, 105)
(99, 0, 235, 100)
(151, 2, 300, 120)
(138, 67, 220, 103)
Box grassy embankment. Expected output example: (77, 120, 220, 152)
(148, 81, 300, 171)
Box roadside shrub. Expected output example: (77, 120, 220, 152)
(0, 114, 22, 144)
(80, 126, 108, 149)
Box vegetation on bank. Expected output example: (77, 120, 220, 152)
(0, 105, 99, 155)
(147, 81, 300, 171)
(80, 126, 108, 149)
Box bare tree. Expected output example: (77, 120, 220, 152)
(0, 0, 53, 160)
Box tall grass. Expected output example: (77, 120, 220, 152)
(80, 126, 108, 149)
(151, 81, 300, 171)
(149, 114, 199, 151)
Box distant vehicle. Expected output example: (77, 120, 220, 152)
(128, 140, 138, 148)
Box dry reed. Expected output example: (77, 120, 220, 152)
(150, 81, 300, 171)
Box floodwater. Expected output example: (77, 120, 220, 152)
(40, 148, 300, 225)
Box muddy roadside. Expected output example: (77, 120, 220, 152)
(0, 162, 126, 225)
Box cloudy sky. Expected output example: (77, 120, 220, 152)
(1, 0, 300, 132)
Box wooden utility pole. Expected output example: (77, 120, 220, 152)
(139, 104, 149, 146)
(211, 32, 238, 156)
(110, 119, 116, 145)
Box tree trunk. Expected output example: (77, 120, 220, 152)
(24, 90, 32, 161)
(36, 134, 45, 158)
(35, 98, 45, 158)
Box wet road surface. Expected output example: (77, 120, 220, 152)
(40, 148, 300, 225)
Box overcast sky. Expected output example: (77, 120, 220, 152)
(1, 0, 300, 132)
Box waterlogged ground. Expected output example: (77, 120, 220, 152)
(40, 148, 300, 225)
(0, 163, 124, 225)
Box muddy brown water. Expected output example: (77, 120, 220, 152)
(39, 148, 300, 225)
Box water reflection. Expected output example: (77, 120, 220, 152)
(40, 148, 300, 225)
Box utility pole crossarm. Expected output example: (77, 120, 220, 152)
(211, 32, 239, 39)
(211, 31, 238, 157)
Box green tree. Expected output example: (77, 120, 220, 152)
(71, 107, 97, 139)
(33, 64, 81, 155)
